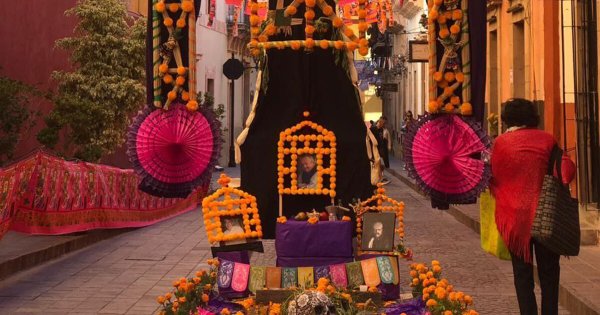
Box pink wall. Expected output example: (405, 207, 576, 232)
(0, 0, 132, 168)
(0, 0, 76, 159)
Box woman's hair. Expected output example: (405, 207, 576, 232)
(501, 98, 540, 128)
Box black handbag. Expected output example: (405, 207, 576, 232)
(531, 145, 580, 256)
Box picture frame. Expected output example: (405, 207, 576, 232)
(355, 184, 408, 256)
(360, 212, 396, 252)
(408, 40, 429, 63)
(276, 115, 338, 216)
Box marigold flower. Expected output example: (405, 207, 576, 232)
(285, 6, 297, 16)
(319, 40, 329, 49)
(168, 3, 179, 12)
(305, 38, 315, 48)
(157, 296, 166, 304)
(265, 24, 276, 36)
(322, 5, 334, 16)
(439, 28, 450, 39)
(304, 10, 315, 20)
(426, 299, 437, 307)
(452, 9, 463, 20)
(159, 63, 169, 74)
(460, 103, 473, 115)
(332, 17, 343, 28)
(176, 76, 186, 86)
(182, 0, 194, 12)
(176, 18, 186, 28)
(186, 100, 198, 112)
(344, 28, 355, 38)
(220, 308, 231, 315)
(464, 294, 473, 305)
(358, 46, 369, 56)
(342, 215, 351, 221)
(163, 17, 174, 27)
(155, 1, 166, 13)
(163, 74, 174, 84)
(201, 293, 210, 303)
(305, 0, 316, 7)
(368, 286, 378, 293)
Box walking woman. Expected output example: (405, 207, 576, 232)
(490, 99, 576, 315)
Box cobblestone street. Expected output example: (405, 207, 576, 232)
(0, 172, 569, 314)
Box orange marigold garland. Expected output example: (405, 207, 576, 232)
(249, 0, 368, 55)
(202, 174, 263, 244)
(427, 0, 471, 116)
(153, 0, 197, 111)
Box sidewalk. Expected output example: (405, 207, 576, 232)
(386, 155, 600, 315)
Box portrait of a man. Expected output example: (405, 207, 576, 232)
(298, 154, 317, 189)
(361, 212, 396, 251)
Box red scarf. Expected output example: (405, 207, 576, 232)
(490, 129, 555, 262)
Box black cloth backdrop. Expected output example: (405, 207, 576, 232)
(468, 0, 486, 123)
(240, 0, 373, 238)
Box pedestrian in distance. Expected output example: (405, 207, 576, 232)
(370, 116, 392, 185)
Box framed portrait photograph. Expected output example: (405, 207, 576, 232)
(297, 153, 318, 189)
(221, 215, 246, 245)
(361, 212, 396, 252)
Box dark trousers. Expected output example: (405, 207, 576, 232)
(511, 240, 560, 315)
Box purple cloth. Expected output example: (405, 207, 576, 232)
(275, 220, 353, 257)
(357, 254, 400, 301)
(275, 220, 353, 267)
(276, 256, 354, 268)
(215, 251, 250, 264)
(381, 298, 427, 315)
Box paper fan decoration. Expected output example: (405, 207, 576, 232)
(127, 103, 222, 198)
(403, 114, 491, 204)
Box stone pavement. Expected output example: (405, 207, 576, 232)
(0, 164, 579, 314)
(386, 155, 599, 315)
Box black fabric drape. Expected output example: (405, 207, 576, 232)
(240, 0, 373, 238)
(468, 0, 486, 123)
